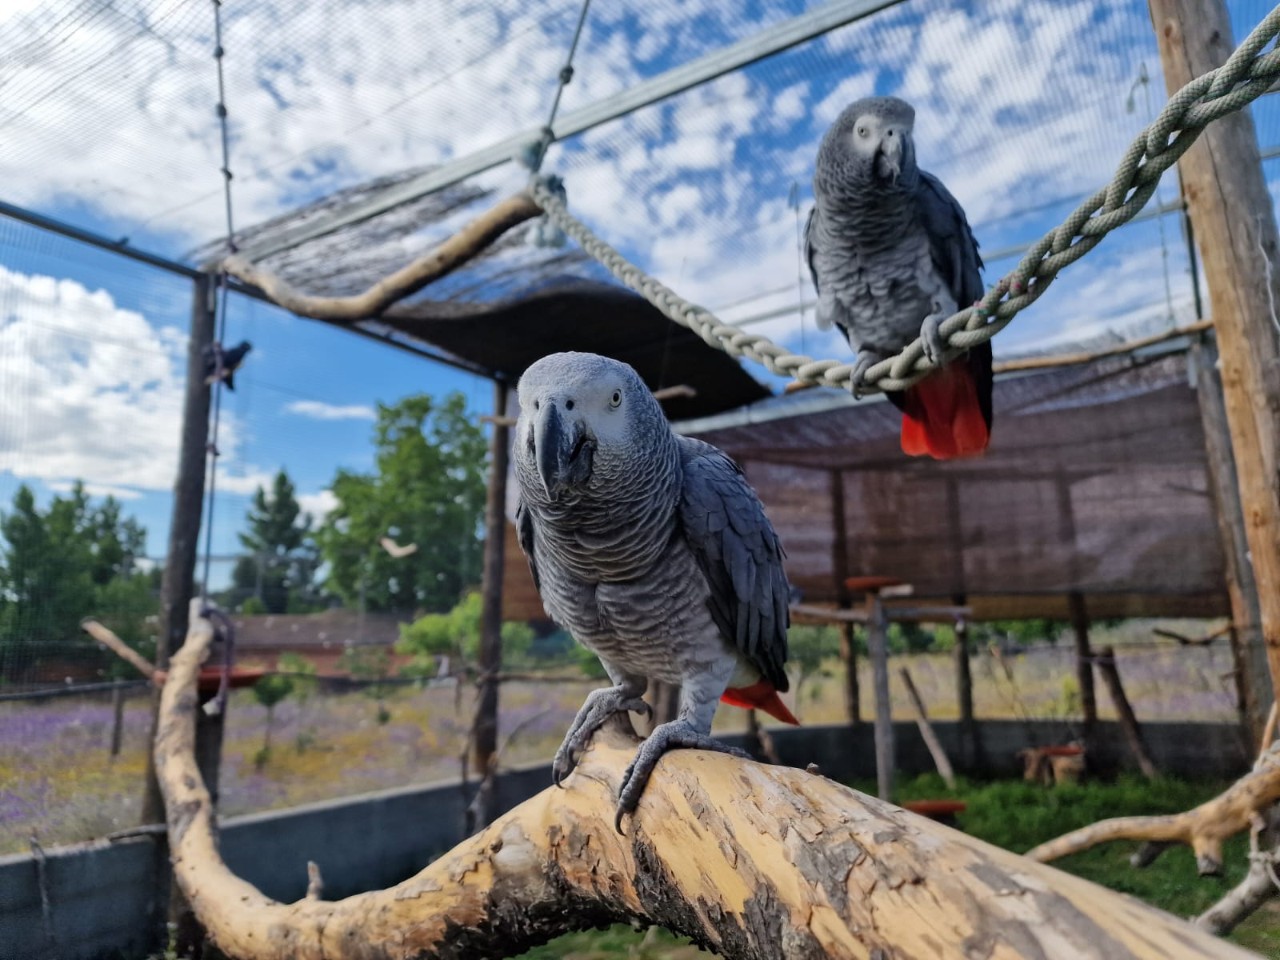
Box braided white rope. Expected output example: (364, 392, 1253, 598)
(530, 4, 1280, 393)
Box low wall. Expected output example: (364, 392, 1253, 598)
(0, 719, 1251, 959)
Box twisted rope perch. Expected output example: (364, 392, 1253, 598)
(530, 4, 1280, 395)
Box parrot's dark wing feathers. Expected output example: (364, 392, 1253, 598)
(515, 498, 541, 593)
(676, 437, 790, 691)
(915, 170, 984, 308)
(802, 206, 821, 295)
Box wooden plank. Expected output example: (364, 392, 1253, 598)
(1151, 0, 1280, 705)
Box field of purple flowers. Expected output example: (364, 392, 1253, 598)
(0, 622, 1242, 855)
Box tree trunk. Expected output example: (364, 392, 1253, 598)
(154, 604, 1258, 960)
(1069, 592, 1098, 754)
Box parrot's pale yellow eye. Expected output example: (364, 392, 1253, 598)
(610, 389, 622, 408)
(856, 125, 868, 138)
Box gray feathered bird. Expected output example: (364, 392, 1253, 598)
(513, 352, 796, 828)
(805, 95, 992, 459)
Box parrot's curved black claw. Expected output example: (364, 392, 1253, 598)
(920, 313, 948, 367)
(613, 720, 752, 832)
(551, 685, 651, 789)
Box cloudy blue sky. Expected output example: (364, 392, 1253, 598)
(1, 0, 1278, 583)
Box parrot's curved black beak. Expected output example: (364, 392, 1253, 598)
(535, 401, 595, 501)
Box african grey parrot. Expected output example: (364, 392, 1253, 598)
(805, 95, 993, 459)
(512, 352, 796, 828)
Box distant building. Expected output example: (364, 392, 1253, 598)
(231, 608, 412, 675)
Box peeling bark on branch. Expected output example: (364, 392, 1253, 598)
(221, 193, 542, 322)
(1027, 747, 1280, 875)
(157, 604, 1256, 960)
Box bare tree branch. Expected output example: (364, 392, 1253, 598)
(221, 192, 542, 321)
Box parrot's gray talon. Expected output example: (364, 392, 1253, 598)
(613, 719, 752, 832)
(920, 313, 947, 365)
(552, 686, 650, 786)
(849, 349, 882, 399)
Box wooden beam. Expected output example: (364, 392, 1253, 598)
(153, 605, 1254, 960)
(1151, 0, 1280, 706)
(900, 666, 956, 789)
(991, 319, 1213, 373)
(222, 193, 542, 322)
(1192, 338, 1272, 746)
(867, 593, 894, 801)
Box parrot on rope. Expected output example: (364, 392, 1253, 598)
(512, 351, 797, 830)
(805, 95, 993, 459)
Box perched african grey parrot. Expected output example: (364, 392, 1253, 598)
(805, 95, 993, 459)
(512, 352, 796, 828)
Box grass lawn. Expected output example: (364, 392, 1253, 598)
(516, 773, 1280, 959)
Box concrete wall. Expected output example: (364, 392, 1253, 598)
(0, 720, 1251, 959)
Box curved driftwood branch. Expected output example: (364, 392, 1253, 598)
(157, 603, 1256, 960)
(221, 192, 542, 321)
(1027, 748, 1280, 875)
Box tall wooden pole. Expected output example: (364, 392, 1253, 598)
(1068, 592, 1098, 755)
(473, 381, 510, 789)
(141, 273, 214, 825)
(1151, 0, 1280, 704)
(1193, 339, 1271, 745)
(867, 592, 894, 801)
(830, 469, 860, 726)
(953, 594, 981, 770)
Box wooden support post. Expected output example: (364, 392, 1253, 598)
(1068, 592, 1098, 754)
(839, 622, 861, 725)
(110, 680, 125, 758)
(900, 666, 956, 789)
(1193, 339, 1272, 747)
(867, 592, 894, 801)
(473, 381, 510, 808)
(1096, 647, 1161, 780)
(1151, 0, 1280, 706)
(143, 273, 215, 826)
(953, 595, 981, 770)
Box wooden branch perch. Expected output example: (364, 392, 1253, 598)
(221, 192, 543, 322)
(157, 602, 1256, 959)
(82, 617, 159, 683)
(1027, 746, 1280, 875)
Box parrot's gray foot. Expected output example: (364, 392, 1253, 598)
(920, 312, 948, 366)
(553, 686, 651, 787)
(614, 720, 751, 833)
(849, 348, 884, 399)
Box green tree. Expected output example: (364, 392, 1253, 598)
(397, 591, 535, 676)
(231, 469, 320, 614)
(251, 670, 295, 769)
(786, 624, 841, 716)
(317, 393, 487, 614)
(0, 483, 155, 678)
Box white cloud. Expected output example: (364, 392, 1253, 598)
(47, 480, 145, 501)
(286, 399, 376, 421)
(297, 489, 339, 523)
(0, 266, 187, 490)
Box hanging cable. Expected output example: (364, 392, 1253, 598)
(199, 0, 236, 603)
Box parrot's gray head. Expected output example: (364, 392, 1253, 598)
(515, 352, 667, 504)
(819, 95, 916, 187)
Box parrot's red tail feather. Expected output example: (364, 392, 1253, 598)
(721, 680, 800, 725)
(900, 361, 991, 460)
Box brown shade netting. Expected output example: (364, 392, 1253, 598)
(502, 347, 1229, 623)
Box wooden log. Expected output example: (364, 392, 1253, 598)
(221, 193, 542, 322)
(899, 666, 956, 789)
(82, 618, 159, 683)
(867, 593, 894, 801)
(1197, 807, 1280, 934)
(473, 382, 510, 819)
(1095, 647, 1160, 781)
(839, 621, 861, 725)
(155, 602, 1258, 960)
(1151, 0, 1280, 706)
(953, 600, 982, 771)
(1068, 593, 1098, 754)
